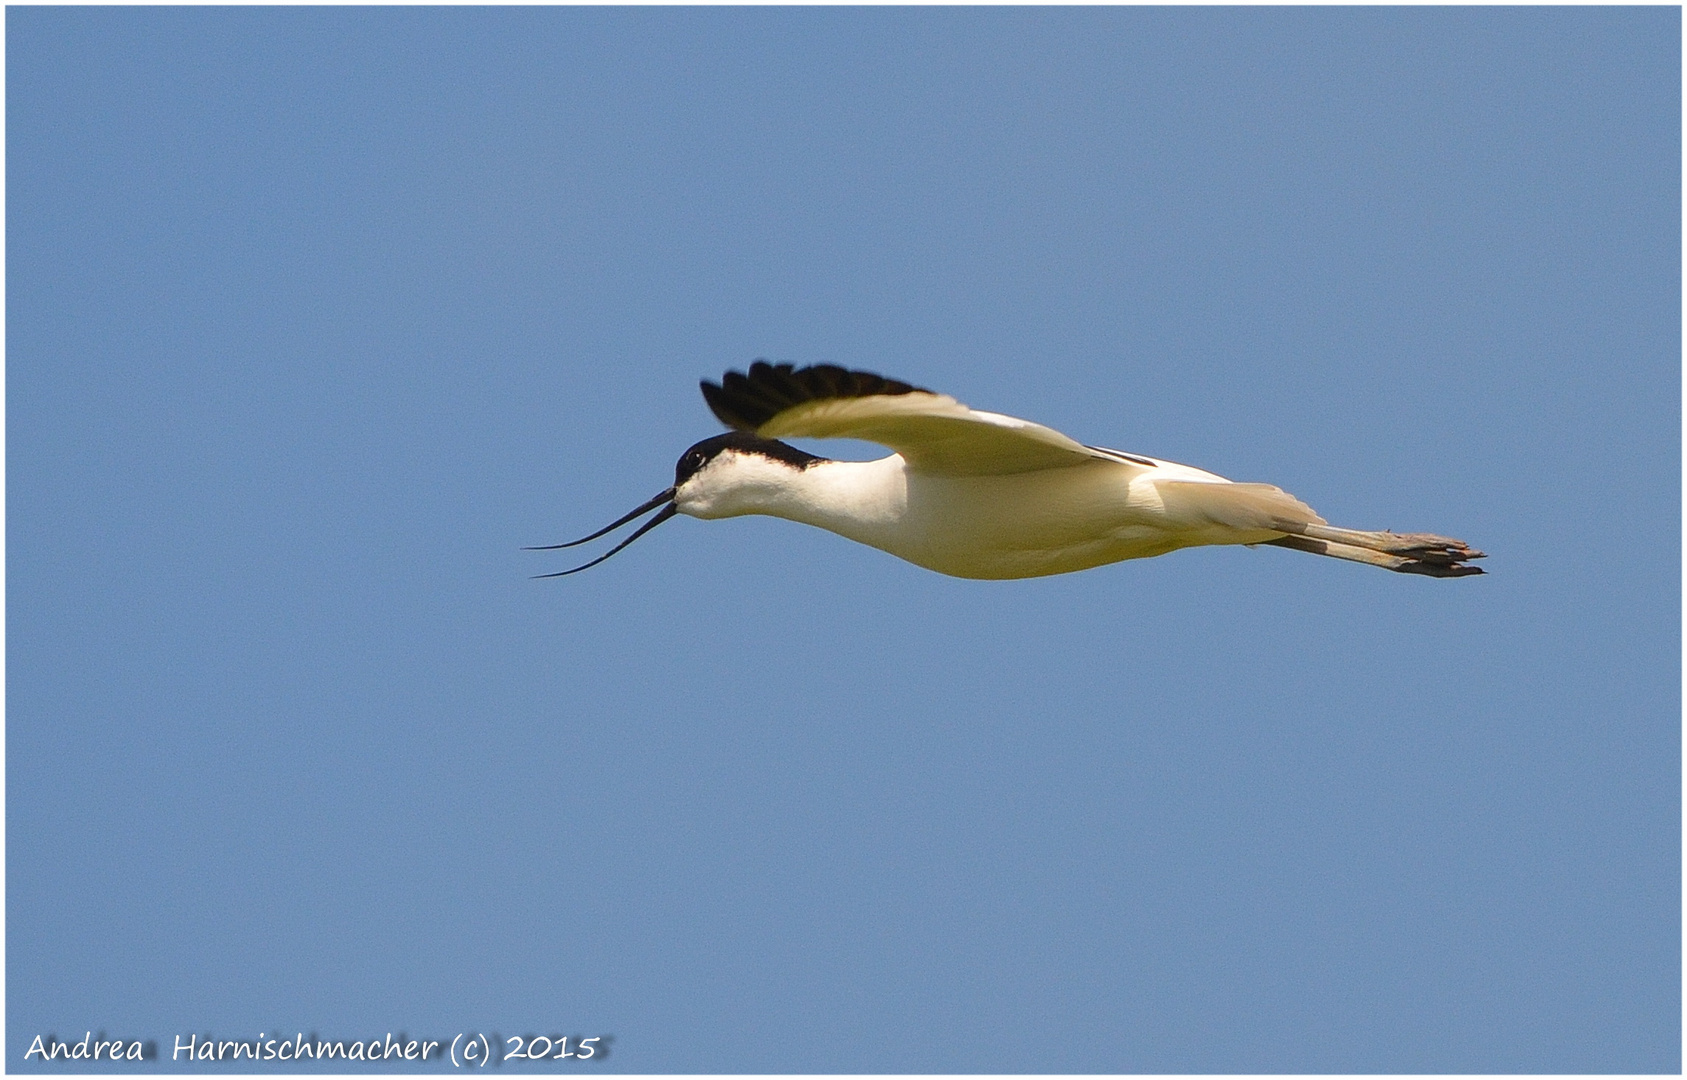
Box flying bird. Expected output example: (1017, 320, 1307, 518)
(532, 362, 1484, 580)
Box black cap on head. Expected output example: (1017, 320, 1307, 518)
(675, 432, 824, 484)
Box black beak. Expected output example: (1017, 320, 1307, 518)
(526, 488, 677, 578)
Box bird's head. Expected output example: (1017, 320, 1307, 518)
(528, 433, 822, 577)
(670, 432, 822, 519)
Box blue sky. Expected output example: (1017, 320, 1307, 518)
(7, 6, 1679, 1072)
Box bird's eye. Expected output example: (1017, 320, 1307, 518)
(687, 451, 706, 469)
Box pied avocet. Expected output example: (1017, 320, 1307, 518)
(532, 362, 1483, 580)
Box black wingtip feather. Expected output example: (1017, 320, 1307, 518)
(701, 361, 930, 431)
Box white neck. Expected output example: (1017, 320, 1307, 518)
(770, 458, 909, 546)
(680, 454, 909, 550)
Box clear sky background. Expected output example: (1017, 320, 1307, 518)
(8, 6, 1679, 1073)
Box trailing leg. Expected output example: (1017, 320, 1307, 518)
(1263, 528, 1485, 577)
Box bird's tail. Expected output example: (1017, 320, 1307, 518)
(1155, 479, 1326, 531)
(1156, 480, 1484, 578)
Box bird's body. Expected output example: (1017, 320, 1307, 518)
(682, 450, 1291, 579)
(534, 363, 1484, 580)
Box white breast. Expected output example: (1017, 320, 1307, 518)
(770, 456, 1199, 579)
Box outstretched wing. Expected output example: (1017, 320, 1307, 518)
(700, 361, 1114, 476)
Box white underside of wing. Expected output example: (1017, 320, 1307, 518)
(755, 392, 1107, 476)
